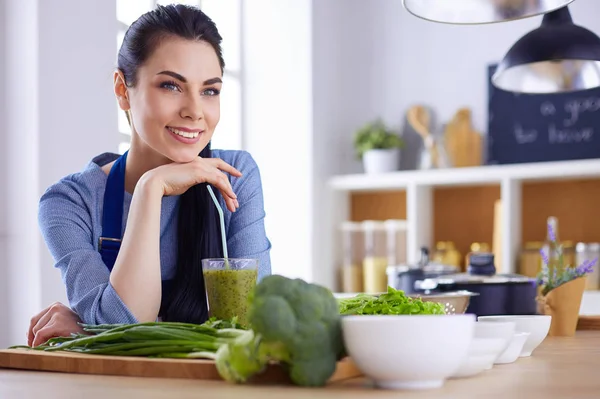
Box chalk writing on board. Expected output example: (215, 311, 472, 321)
(514, 124, 537, 144)
(548, 124, 594, 144)
(488, 62, 600, 164)
(512, 96, 600, 145)
(562, 97, 600, 126)
(540, 102, 555, 116)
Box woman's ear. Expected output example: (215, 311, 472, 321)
(114, 70, 130, 112)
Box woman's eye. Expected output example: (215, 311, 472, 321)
(160, 81, 180, 91)
(203, 88, 220, 96)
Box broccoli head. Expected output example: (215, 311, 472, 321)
(215, 275, 344, 387)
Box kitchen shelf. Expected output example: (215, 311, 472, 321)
(329, 158, 600, 191)
(316, 158, 600, 302)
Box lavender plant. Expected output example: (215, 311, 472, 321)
(537, 222, 597, 296)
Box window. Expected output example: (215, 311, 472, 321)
(116, 0, 243, 154)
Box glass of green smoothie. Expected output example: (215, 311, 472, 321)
(201, 258, 258, 327)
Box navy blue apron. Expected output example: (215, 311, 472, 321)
(98, 151, 171, 315)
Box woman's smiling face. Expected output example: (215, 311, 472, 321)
(115, 36, 223, 163)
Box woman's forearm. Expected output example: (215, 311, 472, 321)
(109, 175, 164, 322)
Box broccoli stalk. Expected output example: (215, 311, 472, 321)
(214, 275, 345, 387)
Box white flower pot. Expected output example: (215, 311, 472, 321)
(362, 149, 400, 174)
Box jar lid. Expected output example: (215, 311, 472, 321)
(340, 221, 362, 231)
(362, 220, 386, 230)
(576, 242, 600, 251)
(419, 272, 534, 286)
(524, 241, 544, 250)
(384, 219, 408, 230)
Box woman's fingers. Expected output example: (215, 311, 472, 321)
(31, 321, 59, 347)
(30, 310, 54, 344)
(27, 303, 55, 346)
(213, 158, 242, 177)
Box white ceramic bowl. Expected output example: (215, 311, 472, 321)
(451, 354, 496, 378)
(474, 321, 516, 357)
(494, 332, 530, 364)
(450, 337, 506, 378)
(477, 315, 551, 357)
(342, 314, 475, 390)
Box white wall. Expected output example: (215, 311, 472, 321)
(243, 0, 313, 281)
(0, 0, 8, 349)
(4, 0, 41, 350)
(1, 0, 118, 347)
(37, 0, 119, 306)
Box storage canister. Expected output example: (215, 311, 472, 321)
(340, 221, 365, 293)
(362, 220, 388, 293)
(576, 242, 600, 291)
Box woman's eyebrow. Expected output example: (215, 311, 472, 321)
(157, 70, 222, 86)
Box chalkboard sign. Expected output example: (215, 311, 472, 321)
(487, 63, 600, 165)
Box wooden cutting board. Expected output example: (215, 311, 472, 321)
(0, 349, 361, 385)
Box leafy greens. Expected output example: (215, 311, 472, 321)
(338, 286, 445, 315)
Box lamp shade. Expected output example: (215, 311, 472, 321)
(492, 6, 600, 93)
(402, 0, 575, 25)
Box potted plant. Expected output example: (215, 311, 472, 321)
(536, 221, 597, 336)
(354, 119, 404, 174)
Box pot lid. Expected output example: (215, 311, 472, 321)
(426, 272, 535, 285)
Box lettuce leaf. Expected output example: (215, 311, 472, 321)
(338, 287, 445, 315)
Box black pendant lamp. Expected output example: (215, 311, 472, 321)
(402, 0, 575, 25)
(492, 6, 600, 93)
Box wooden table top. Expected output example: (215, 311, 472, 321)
(2, 331, 600, 399)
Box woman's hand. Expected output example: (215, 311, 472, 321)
(141, 157, 242, 212)
(27, 302, 86, 347)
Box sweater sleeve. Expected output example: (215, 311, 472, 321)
(226, 151, 272, 281)
(38, 179, 138, 325)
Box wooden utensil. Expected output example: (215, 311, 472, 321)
(406, 105, 440, 168)
(444, 108, 482, 167)
(0, 349, 361, 384)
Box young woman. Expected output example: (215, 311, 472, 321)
(26, 4, 271, 347)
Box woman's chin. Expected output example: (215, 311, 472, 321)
(166, 145, 207, 164)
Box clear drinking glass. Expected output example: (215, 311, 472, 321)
(201, 258, 258, 327)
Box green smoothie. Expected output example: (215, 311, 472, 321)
(203, 268, 258, 327)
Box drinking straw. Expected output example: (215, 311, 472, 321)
(206, 185, 229, 268)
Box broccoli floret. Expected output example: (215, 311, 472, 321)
(215, 275, 344, 387)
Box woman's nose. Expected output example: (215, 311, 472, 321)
(180, 95, 204, 121)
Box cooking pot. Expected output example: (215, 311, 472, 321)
(387, 263, 459, 294)
(414, 252, 538, 316)
(387, 246, 459, 294)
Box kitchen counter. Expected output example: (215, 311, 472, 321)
(2, 331, 600, 399)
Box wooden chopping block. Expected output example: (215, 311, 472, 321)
(444, 108, 482, 167)
(0, 349, 362, 385)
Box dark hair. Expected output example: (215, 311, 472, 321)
(117, 4, 225, 323)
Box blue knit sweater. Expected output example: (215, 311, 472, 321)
(38, 150, 272, 325)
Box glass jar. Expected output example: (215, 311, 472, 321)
(576, 242, 600, 291)
(519, 241, 543, 278)
(362, 220, 388, 293)
(432, 241, 447, 264)
(384, 219, 408, 267)
(340, 221, 364, 293)
(443, 241, 462, 268)
(562, 240, 575, 271)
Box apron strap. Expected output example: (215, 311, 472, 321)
(99, 151, 128, 271)
(98, 151, 172, 310)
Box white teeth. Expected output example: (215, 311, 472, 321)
(167, 127, 199, 139)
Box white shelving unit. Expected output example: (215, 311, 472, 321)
(318, 158, 600, 313)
